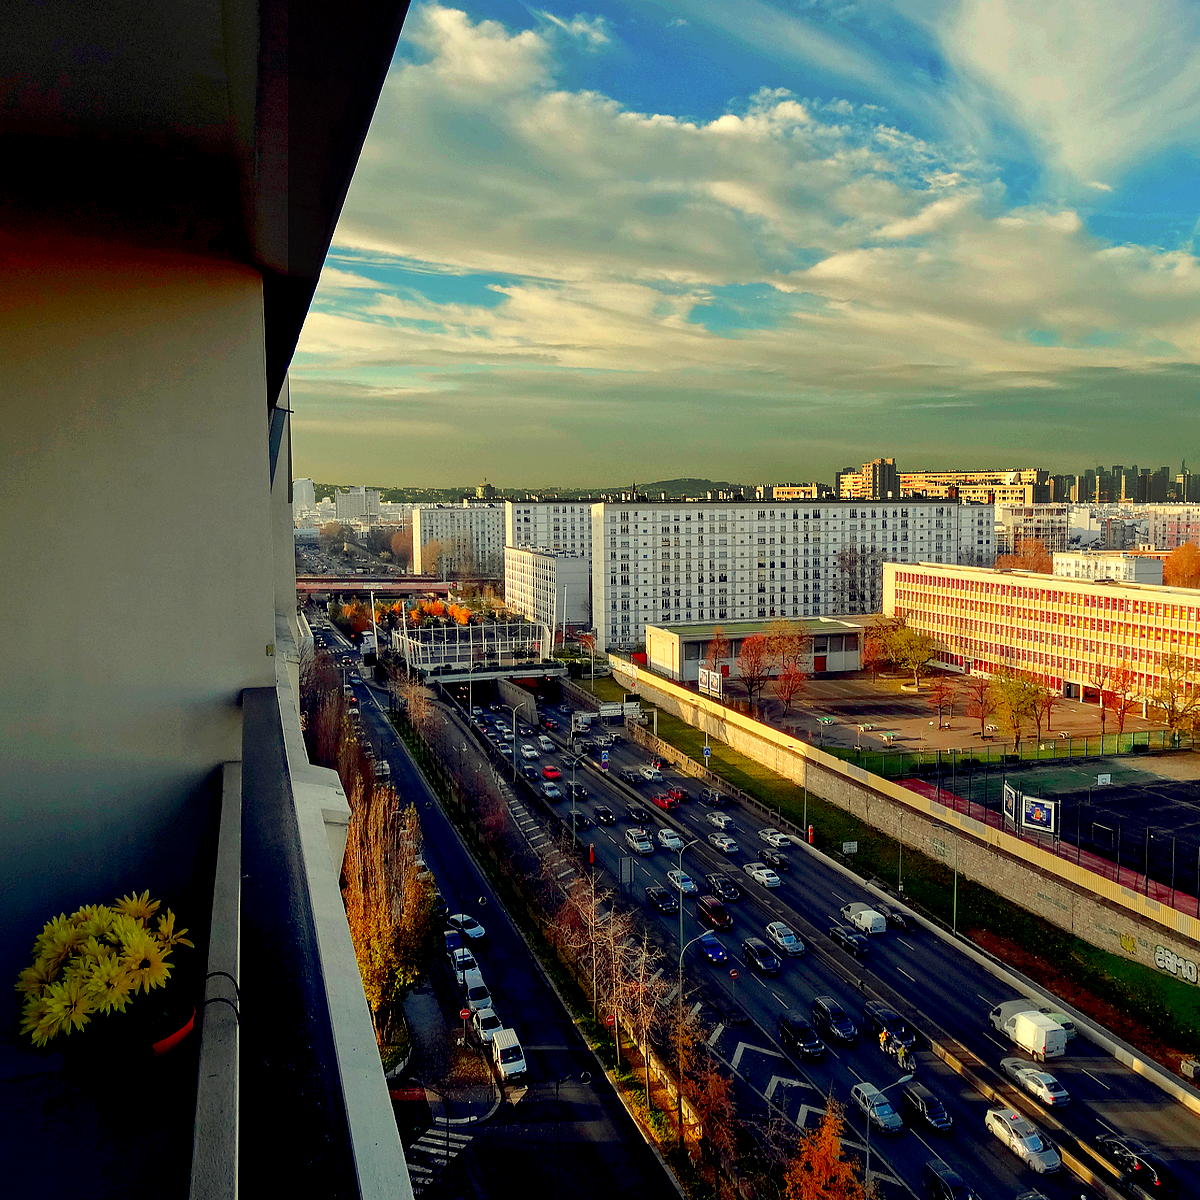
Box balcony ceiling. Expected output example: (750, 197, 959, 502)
(1, 0, 411, 402)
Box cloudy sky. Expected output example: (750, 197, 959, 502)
(291, 0, 1200, 488)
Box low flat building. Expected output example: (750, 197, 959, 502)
(1054, 552, 1163, 584)
(504, 547, 590, 631)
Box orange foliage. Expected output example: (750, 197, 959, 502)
(995, 537, 1052, 574)
(1163, 542, 1200, 589)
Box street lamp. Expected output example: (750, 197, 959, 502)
(555, 1071, 593, 1200)
(863, 1073, 912, 1189)
(670, 832, 698, 1147)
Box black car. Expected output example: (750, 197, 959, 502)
(594, 805, 615, 825)
(862, 1000, 916, 1049)
(760, 848, 790, 871)
(778, 1011, 825, 1060)
(705, 873, 742, 903)
(921, 1160, 977, 1200)
(876, 902, 909, 930)
(699, 788, 728, 807)
(565, 809, 590, 830)
(646, 884, 678, 914)
(811, 995, 857, 1043)
(626, 803, 651, 824)
(741, 937, 781, 975)
(568, 783, 588, 801)
(1094, 1135, 1177, 1197)
(901, 1082, 953, 1134)
(620, 768, 641, 785)
(828, 923, 869, 956)
(522, 765, 540, 782)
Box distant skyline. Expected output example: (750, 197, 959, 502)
(291, 1, 1200, 486)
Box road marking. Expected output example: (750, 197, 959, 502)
(770, 990, 788, 1006)
(983, 1033, 1008, 1051)
(707, 1023, 725, 1047)
(1081, 1068, 1110, 1090)
(897, 937, 917, 951)
(765, 1075, 809, 1104)
(731, 1041, 786, 1070)
(977, 993, 996, 1007)
(896, 968, 917, 983)
(831, 891, 848, 903)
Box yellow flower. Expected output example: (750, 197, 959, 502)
(84, 952, 135, 1015)
(41, 923, 86, 974)
(40, 976, 93, 1040)
(15, 957, 58, 996)
(74, 905, 116, 940)
(121, 929, 172, 993)
(114, 890, 160, 924)
(21, 995, 58, 1047)
(155, 909, 194, 950)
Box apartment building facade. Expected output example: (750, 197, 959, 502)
(413, 503, 504, 576)
(1053, 552, 1164, 585)
(900, 467, 1050, 506)
(593, 500, 994, 650)
(995, 503, 1070, 555)
(1147, 505, 1200, 551)
(835, 457, 899, 500)
(504, 499, 594, 558)
(883, 562, 1200, 700)
(504, 547, 591, 630)
(335, 486, 381, 523)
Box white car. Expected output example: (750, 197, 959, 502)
(450, 947, 477, 977)
(707, 833, 738, 854)
(667, 869, 699, 895)
(472, 1006, 504, 1045)
(758, 828, 792, 848)
(640, 766, 663, 782)
(461, 967, 493, 1014)
(520, 743, 539, 760)
(706, 811, 734, 830)
(1001, 1058, 1070, 1106)
(764, 921, 805, 956)
(448, 913, 486, 942)
(984, 1107, 1062, 1173)
(658, 829, 685, 851)
(625, 828, 654, 855)
(743, 862, 781, 888)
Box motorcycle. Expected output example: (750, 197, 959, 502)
(879, 1033, 917, 1073)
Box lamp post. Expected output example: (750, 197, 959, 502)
(676, 929, 707, 1145)
(863, 1073, 912, 1189)
(555, 1071, 593, 1200)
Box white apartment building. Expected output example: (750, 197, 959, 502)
(1053, 551, 1164, 584)
(293, 477, 316, 513)
(504, 548, 591, 631)
(505, 500, 594, 557)
(334, 485, 380, 523)
(995, 503, 1069, 555)
(592, 500, 994, 650)
(413, 503, 504, 576)
(1147, 505, 1200, 551)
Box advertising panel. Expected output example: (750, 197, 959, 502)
(1003, 782, 1017, 826)
(1022, 795, 1057, 834)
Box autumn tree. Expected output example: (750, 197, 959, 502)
(623, 929, 670, 1107)
(737, 634, 773, 714)
(687, 1052, 738, 1191)
(1147, 654, 1199, 735)
(1031, 680, 1059, 737)
(766, 618, 812, 672)
(1163, 542, 1200, 589)
(773, 662, 808, 714)
(924, 674, 959, 725)
(390, 525, 413, 572)
(859, 628, 890, 682)
(1104, 666, 1138, 735)
(704, 626, 731, 673)
(888, 625, 940, 690)
(963, 674, 996, 737)
(784, 1099, 869, 1200)
(990, 668, 1039, 750)
(994, 537, 1053, 574)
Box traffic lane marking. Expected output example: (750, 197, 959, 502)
(1081, 1068, 1110, 1090)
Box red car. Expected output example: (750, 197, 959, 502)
(542, 717, 558, 730)
(667, 786, 688, 802)
(651, 793, 679, 811)
(541, 765, 561, 780)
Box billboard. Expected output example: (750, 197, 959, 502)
(1022, 795, 1058, 834)
(699, 667, 723, 698)
(1003, 782, 1017, 826)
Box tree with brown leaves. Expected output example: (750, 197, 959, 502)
(1163, 542, 1200, 589)
(784, 1099, 869, 1200)
(737, 633, 773, 714)
(924, 674, 959, 725)
(704, 626, 731, 674)
(995, 537, 1053, 574)
(773, 662, 808, 714)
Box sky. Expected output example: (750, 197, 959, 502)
(291, 0, 1200, 488)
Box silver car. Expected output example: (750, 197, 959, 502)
(984, 1107, 1061, 1173)
(1001, 1058, 1070, 1106)
(764, 920, 805, 956)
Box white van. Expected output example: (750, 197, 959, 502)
(537, 735, 555, 752)
(841, 902, 887, 934)
(491, 1028, 527, 1081)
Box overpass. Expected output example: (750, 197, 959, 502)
(296, 574, 493, 598)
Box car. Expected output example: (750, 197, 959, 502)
(862, 1001, 915, 1049)
(448, 913, 485, 941)
(626, 803, 651, 824)
(640, 766, 663, 782)
(432, 890, 449, 920)
(743, 862, 781, 888)
(625, 828, 654, 855)
(542, 717, 558, 730)
(1001, 1058, 1070, 1106)
(707, 833, 738, 854)
(522, 766, 540, 782)
(470, 706, 483, 718)
(921, 1159, 978, 1200)
(1037, 1008, 1078, 1040)
(658, 828, 685, 852)
(541, 782, 562, 800)
(705, 873, 742, 902)
(1093, 1135, 1177, 1195)
(875, 902, 910, 931)
(828, 923, 869, 956)
(591, 733, 613, 747)
(778, 1011, 825, 1060)
(542, 764, 561, 780)
(646, 884, 678, 914)
(741, 937, 781, 974)
(500, 729, 515, 742)
(667, 868, 699, 895)
(460, 967, 493, 1014)
(565, 809, 589, 830)
(619, 768, 641, 785)
(850, 1081, 905, 1133)
(811, 995, 857, 1043)
(706, 811, 734, 830)
(651, 793, 679, 811)
(520, 743, 539, 760)
(568, 783, 588, 801)
(450, 946, 478, 978)
(758, 827, 791, 848)
(594, 805, 615, 825)
(443, 928, 464, 956)
(764, 921, 805, 956)
(760, 847, 790, 871)
(698, 788, 726, 807)
(698, 932, 728, 963)
(902, 1082, 953, 1134)
(984, 1107, 1061, 1173)
(666, 785, 688, 802)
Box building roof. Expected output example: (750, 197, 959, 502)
(650, 616, 868, 640)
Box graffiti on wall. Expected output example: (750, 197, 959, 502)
(1154, 944, 1198, 985)
(1119, 933, 1137, 956)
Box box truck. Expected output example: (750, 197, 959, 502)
(988, 1001, 1067, 1061)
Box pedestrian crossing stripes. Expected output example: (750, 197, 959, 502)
(405, 1127, 474, 1195)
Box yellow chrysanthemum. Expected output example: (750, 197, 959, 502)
(155, 909, 194, 950)
(84, 952, 136, 1015)
(21, 994, 59, 1047)
(14, 957, 58, 996)
(33, 913, 73, 957)
(41, 924, 86, 974)
(121, 929, 172, 993)
(108, 911, 144, 949)
(114, 890, 160, 924)
(40, 976, 93, 1039)
(74, 905, 116, 940)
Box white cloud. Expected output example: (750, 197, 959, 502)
(533, 10, 610, 46)
(1086, 180, 1113, 192)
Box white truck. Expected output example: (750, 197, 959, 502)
(840, 902, 887, 934)
(988, 1001, 1067, 1061)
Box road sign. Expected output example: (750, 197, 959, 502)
(460, 1007, 471, 1021)
(842, 841, 858, 855)
(601, 750, 609, 762)
(703, 746, 711, 758)
(729, 969, 738, 980)
(600, 760, 608, 771)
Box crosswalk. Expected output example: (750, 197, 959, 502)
(404, 1126, 474, 1195)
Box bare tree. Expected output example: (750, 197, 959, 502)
(1104, 666, 1138, 735)
(924, 675, 959, 726)
(704, 626, 731, 673)
(623, 929, 670, 1106)
(1147, 654, 1199, 735)
(772, 662, 807, 715)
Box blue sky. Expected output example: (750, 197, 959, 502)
(292, 0, 1200, 487)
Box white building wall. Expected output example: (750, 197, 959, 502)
(293, 477, 316, 513)
(505, 500, 593, 558)
(1053, 552, 1164, 584)
(413, 504, 504, 575)
(504, 549, 590, 628)
(995, 504, 1069, 554)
